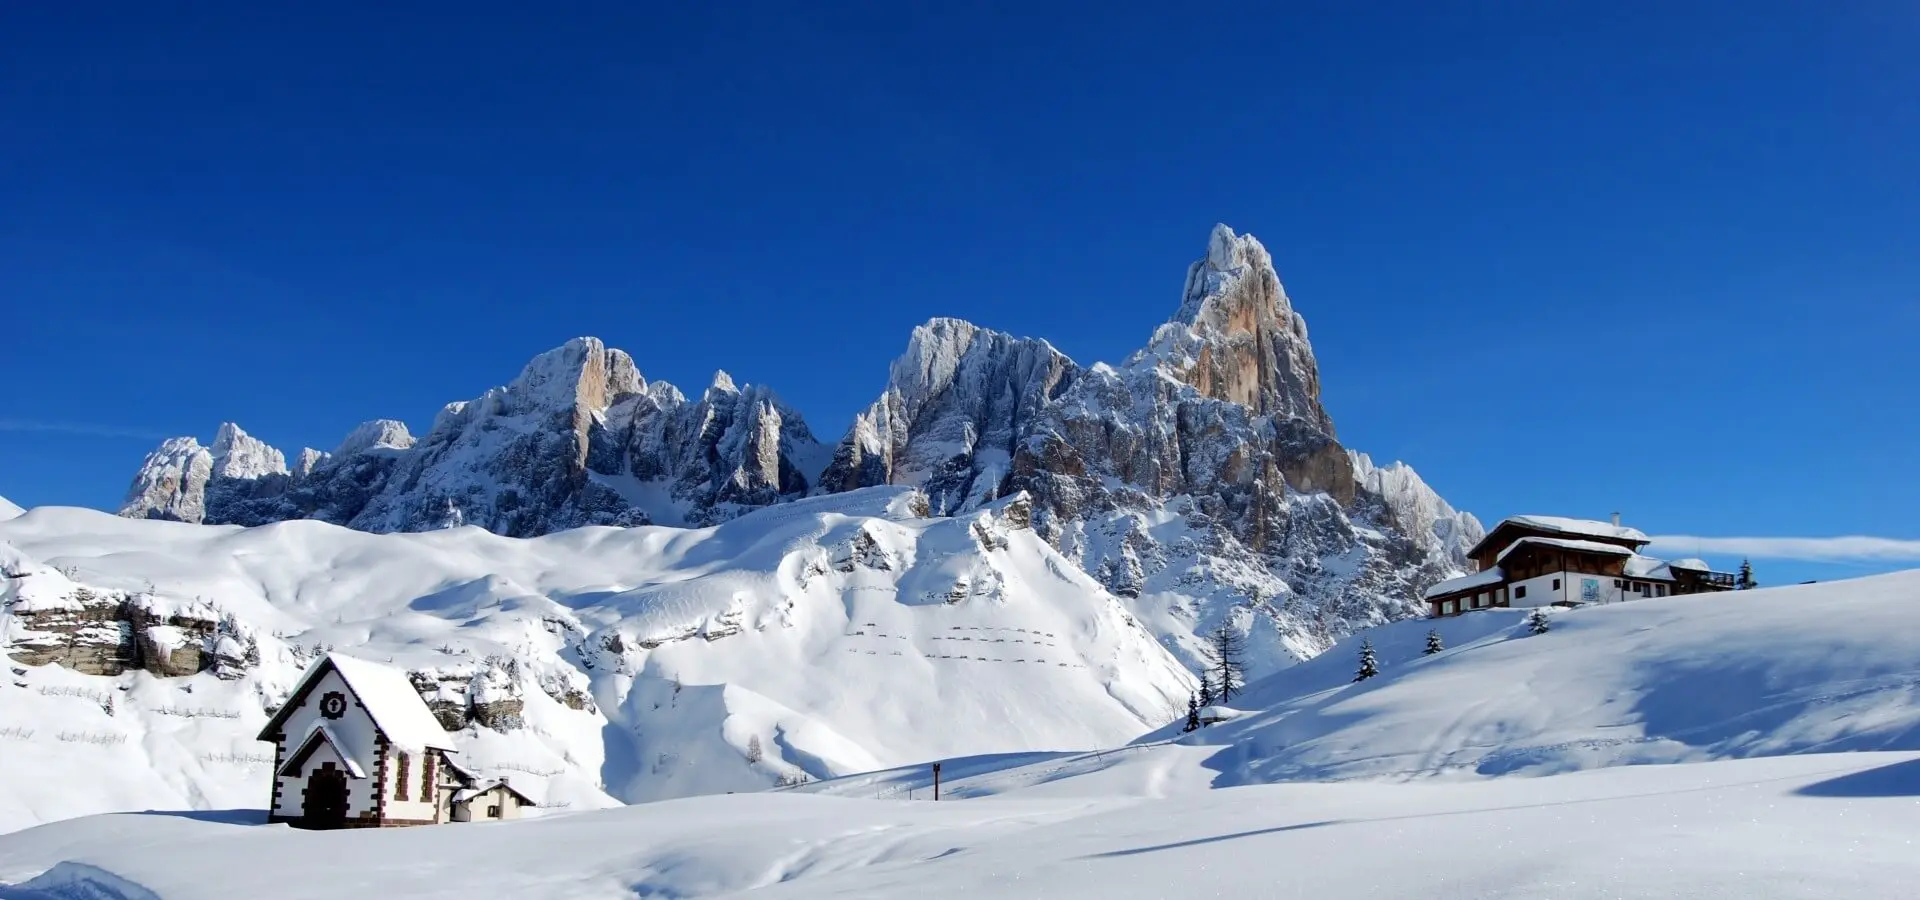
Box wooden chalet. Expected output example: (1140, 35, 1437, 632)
(1426, 515, 1735, 618)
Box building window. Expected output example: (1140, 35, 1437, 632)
(487, 804, 501, 818)
(1515, 585, 1528, 600)
(1552, 578, 1561, 591)
(395, 752, 410, 801)
(1442, 600, 1456, 615)
(1614, 579, 1623, 588)
(422, 752, 435, 801)
(1656, 584, 1666, 597)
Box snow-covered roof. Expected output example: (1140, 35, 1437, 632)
(1624, 556, 1677, 580)
(279, 723, 367, 779)
(1196, 706, 1248, 722)
(258, 653, 456, 753)
(1505, 515, 1649, 543)
(454, 779, 534, 807)
(1496, 536, 1637, 564)
(1668, 558, 1712, 572)
(1423, 567, 1506, 599)
(324, 653, 457, 753)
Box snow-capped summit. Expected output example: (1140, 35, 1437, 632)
(331, 419, 416, 459)
(0, 494, 23, 521)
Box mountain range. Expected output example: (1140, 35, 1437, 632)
(115, 224, 1481, 669)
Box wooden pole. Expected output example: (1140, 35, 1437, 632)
(932, 761, 942, 801)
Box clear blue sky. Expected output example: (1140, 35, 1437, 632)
(3, 3, 1916, 584)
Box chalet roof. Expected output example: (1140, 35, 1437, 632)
(278, 723, 367, 779)
(1668, 558, 1712, 572)
(256, 653, 457, 754)
(1469, 515, 1650, 559)
(454, 779, 535, 807)
(1424, 567, 1506, 599)
(1496, 536, 1636, 564)
(1624, 555, 1678, 581)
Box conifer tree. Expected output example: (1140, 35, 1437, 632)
(1423, 629, 1444, 655)
(1183, 694, 1202, 733)
(1208, 624, 1247, 703)
(1353, 638, 1380, 682)
(1198, 671, 1216, 706)
(1737, 558, 1757, 591)
(1527, 608, 1551, 635)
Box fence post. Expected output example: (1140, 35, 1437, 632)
(933, 762, 942, 801)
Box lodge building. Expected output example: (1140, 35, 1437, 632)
(1425, 515, 1735, 618)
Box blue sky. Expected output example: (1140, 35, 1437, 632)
(2, 3, 1915, 584)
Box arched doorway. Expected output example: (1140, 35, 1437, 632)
(302, 762, 350, 829)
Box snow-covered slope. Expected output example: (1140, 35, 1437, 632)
(0, 496, 21, 521)
(3, 749, 1915, 899)
(0, 489, 1191, 834)
(1150, 570, 1920, 784)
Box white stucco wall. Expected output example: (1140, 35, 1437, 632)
(270, 668, 382, 820)
(382, 748, 439, 823)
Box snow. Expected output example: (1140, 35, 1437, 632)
(1624, 554, 1676, 579)
(281, 724, 366, 778)
(1502, 514, 1650, 544)
(5, 566, 1920, 896)
(1669, 557, 1713, 572)
(1494, 534, 1636, 563)
(1420, 565, 1503, 598)
(1164, 570, 1920, 783)
(287, 654, 456, 753)
(0, 489, 1192, 834)
(0, 752, 1915, 898)
(0, 496, 22, 521)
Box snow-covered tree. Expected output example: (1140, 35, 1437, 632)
(1183, 694, 1201, 733)
(745, 735, 764, 765)
(1423, 629, 1444, 655)
(1737, 559, 1757, 591)
(1528, 608, 1551, 635)
(1353, 638, 1379, 682)
(1197, 671, 1216, 706)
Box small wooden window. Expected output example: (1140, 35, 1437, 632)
(1552, 578, 1561, 591)
(1515, 585, 1528, 600)
(395, 752, 410, 801)
(487, 804, 501, 818)
(423, 752, 436, 800)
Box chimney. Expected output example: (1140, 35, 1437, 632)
(1611, 511, 1621, 527)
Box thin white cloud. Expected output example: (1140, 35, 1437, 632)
(1647, 535, 1920, 563)
(0, 420, 170, 441)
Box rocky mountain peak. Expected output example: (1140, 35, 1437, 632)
(1139, 224, 1332, 433)
(208, 423, 288, 480)
(505, 337, 643, 416)
(331, 419, 416, 458)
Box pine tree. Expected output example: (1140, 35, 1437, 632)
(1737, 558, 1757, 591)
(745, 735, 765, 765)
(1208, 624, 1247, 703)
(1527, 608, 1551, 635)
(1197, 671, 1216, 706)
(1353, 638, 1380, 682)
(1183, 694, 1202, 733)
(1423, 629, 1444, 655)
